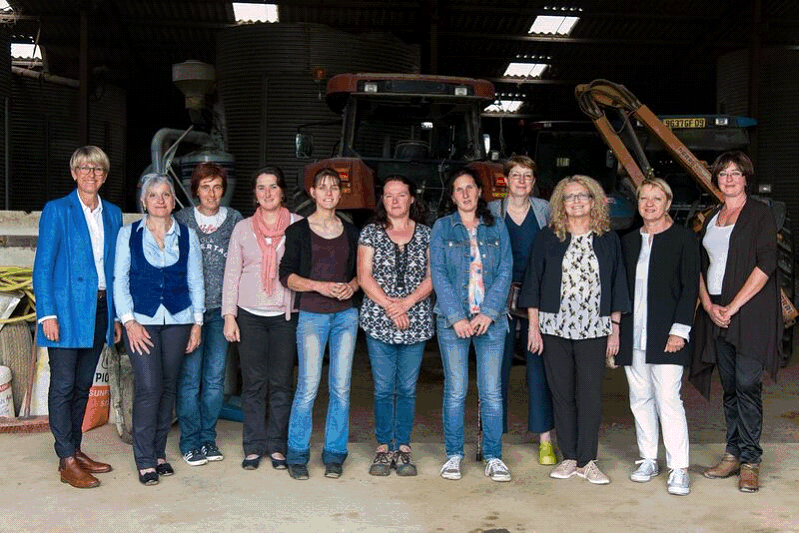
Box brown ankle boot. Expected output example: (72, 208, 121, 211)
(739, 463, 760, 492)
(59, 457, 100, 488)
(75, 449, 113, 473)
(703, 452, 740, 479)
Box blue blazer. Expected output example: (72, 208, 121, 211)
(33, 189, 123, 348)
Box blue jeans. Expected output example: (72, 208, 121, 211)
(366, 336, 426, 450)
(287, 308, 358, 466)
(436, 314, 506, 460)
(501, 316, 554, 434)
(176, 309, 228, 454)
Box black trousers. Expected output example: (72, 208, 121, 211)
(541, 334, 607, 467)
(48, 296, 107, 459)
(715, 336, 764, 464)
(237, 309, 297, 457)
(124, 324, 191, 470)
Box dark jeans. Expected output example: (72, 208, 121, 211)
(715, 336, 764, 464)
(541, 334, 606, 467)
(124, 324, 191, 470)
(48, 296, 107, 459)
(501, 316, 554, 434)
(237, 309, 298, 457)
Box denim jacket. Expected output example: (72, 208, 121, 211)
(430, 211, 513, 327)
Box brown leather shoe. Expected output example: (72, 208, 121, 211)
(75, 449, 113, 473)
(59, 457, 100, 489)
(703, 452, 740, 479)
(739, 463, 760, 492)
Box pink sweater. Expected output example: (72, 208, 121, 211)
(221, 214, 301, 319)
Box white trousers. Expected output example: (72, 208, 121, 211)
(624, 349, 690, 469)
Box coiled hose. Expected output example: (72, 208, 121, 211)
(0, 267, 36, 324)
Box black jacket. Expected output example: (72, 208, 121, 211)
(518, 227, 630, 317)
(617, 224, 700, 366)
(278, 217, 362, 309)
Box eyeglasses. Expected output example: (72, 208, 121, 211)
(717, 170, 743, 179)
(563, 193, 592, 203)
(508, 173, 535, 183)
(76, 166, 106, 175)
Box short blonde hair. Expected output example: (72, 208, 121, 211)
(548, 175, 610, 241)
(70, 146, 110, 173)
(636, 177, 673, 203)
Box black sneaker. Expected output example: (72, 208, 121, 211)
(324, 462, 343, 478)
(288, 464, 309, 480)
(202, 442, 224, 462)
(182, 449, 208, 466)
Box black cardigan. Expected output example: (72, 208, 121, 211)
(689, 197, 782, 399)
(518, 227, 631, 317)
(278, 217, 362, 309)
(617, 224, 700, 366)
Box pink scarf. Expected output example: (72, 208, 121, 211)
(252, 207, 291, 295)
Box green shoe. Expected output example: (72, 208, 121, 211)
(539, 442, 557, 465)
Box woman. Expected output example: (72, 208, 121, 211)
(612, 178, 699, 496)
(174, 162, 242, 466)
(430, 166, 513, 483)
(519, 175, 629, 485)
(691, 151, 782, 493)
(279, 167, 360, 480)
(33, 146, 122, 489)
(114, 173, 205, 485)
(222, 166, 301, 471)
(488, 155, 555, 465)
(357, 175, 434, 477)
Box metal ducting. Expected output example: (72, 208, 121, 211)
(216, 22, 419, 215)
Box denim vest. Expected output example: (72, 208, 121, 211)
(129, 219, 191, 317)
(430, 211, 512, 327)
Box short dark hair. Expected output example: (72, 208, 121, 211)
(251, 165, 286, 205)
(710, 151, 754, 190)
(442, 166, 495, 226)
(190, 162, 228, 197)
(372, 175, 429, 228)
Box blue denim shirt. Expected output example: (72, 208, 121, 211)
(430, 211, 513, 327)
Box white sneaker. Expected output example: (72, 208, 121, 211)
(440, 455, 462, 480)
(577, 460, 610, 484)
(630, 458, 659, 482)
(667, 468, 691, 495)
(549, 459, 577, 479)
(484, 458, 511, 482)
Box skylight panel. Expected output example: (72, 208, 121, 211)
(233, 3, 279, 23)
(529, 15, 579, 35)
(485, 100, 524, 113)
(504, 62, 548, 78)
(0, 1, 10, 10)
(11, 43, 41, 59)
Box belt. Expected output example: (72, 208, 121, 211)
(97, 289, 107, 300)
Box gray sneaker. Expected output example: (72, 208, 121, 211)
(484, 458, 511, 482)
(549, 459, 577, 479)
(667, 468, 691, 495)
(630, 458, 659, 482)
(577, 460, 610, 484)
(440, 455, 462, 480)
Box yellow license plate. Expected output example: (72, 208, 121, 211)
(663, 118, 706, 128)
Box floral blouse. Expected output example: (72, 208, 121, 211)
(359, 223, 434, 345)
(539, 232, 611, 339)
(467, 226, 485, 315)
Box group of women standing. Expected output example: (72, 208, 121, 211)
(42, 145, 780, 494)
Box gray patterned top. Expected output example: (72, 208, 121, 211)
(539, 232, 611, 339)
(358, 222, 434, 345)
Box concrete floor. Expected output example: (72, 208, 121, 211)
(1, 335, 797, 533)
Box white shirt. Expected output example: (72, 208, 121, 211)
(702, 212, 734, 296)
(633, 229, 692, 351)
(193, 206, 228, 234)
(77, 193, 106, 290)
